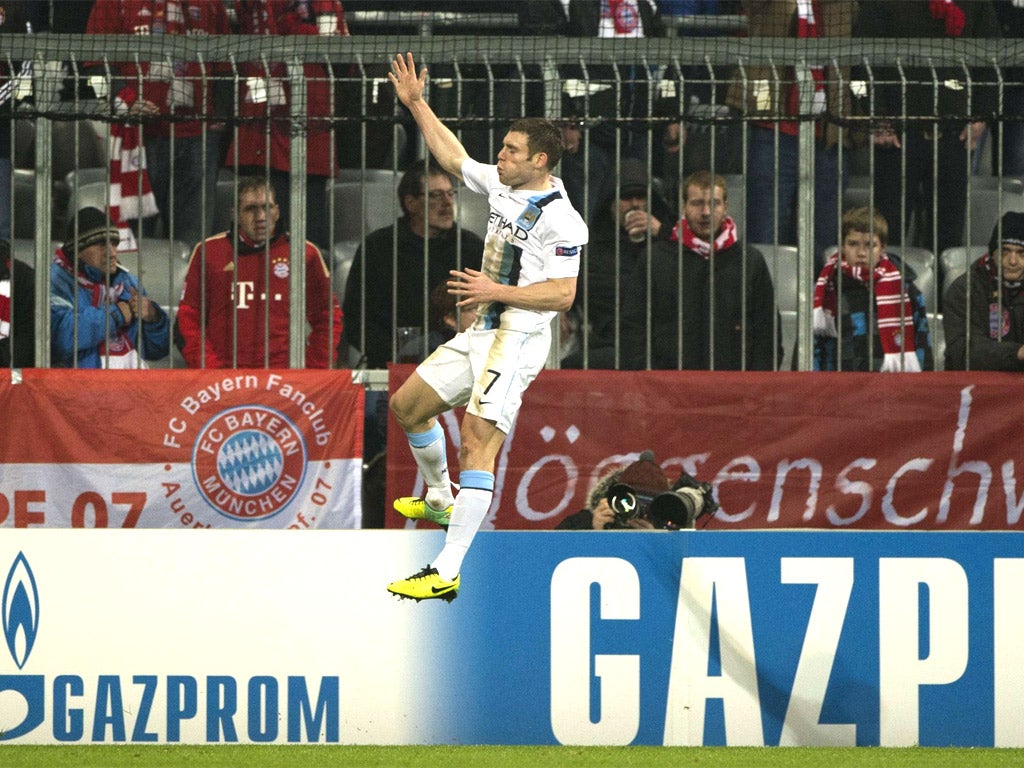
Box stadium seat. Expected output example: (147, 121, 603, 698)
(842, 175, 872, 211)
(722, 173, 745, 239)
(10, 238, 60, 267)
(116, 240, 191, 309)
(336, 168, 402, 184)
(455, 188, 490, 240)
(51, 120, 107, 182)
(939, 245, 987, 296)
(779, 309, 797, 371)
(331, 239, 359, 300)
(754, 243, 800, 313)
(64, 180, 111, 223)
(213, 169, 236, 235)
(330, 180, 401, 242)
(888, 245, 937, 314)
(12, 169, 37, 239)
(965, 182, 1024, 246)
(928, 312, 945, 371)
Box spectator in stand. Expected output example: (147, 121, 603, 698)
(943, 211, 1024, 371)
(557, 113, 612, 226)
(620, 170, 781, 370)
(340, 159, 483, 368)
(529, 0, 672, 167)
(854, 0, 1000, 267)
(990, 1, 1024, 178)
(228, 0, 347, 254)
(813, 207, 932, 372)
(0, 239, 35, 368)
(0, 1, 45, 242)
(174, 175, 342, 368)
(563, 157, 674, 368)
(50, 207, 170, 369)
(726, 0, 858, 268)
(86, 0, 231, 248)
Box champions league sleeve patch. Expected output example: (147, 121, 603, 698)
(555, 245, 581, 258)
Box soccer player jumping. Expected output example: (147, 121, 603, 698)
(384, 52, 589, 602)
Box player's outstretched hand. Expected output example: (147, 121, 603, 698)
(388, 52, 427, 108)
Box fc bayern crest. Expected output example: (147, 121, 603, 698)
(191, 405, 308, 521)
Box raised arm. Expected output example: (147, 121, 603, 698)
(388, 52, 469, 180)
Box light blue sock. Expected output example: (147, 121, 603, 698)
(432, 470, 494, 579)
(406, 421, 453, 509)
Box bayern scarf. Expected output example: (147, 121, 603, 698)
(0, 259, 11, 342)
(790, 0, 826, 118)
(669, 215, 738, 258)
(110, 88, 159, 252)
(814, 252, 920, 372)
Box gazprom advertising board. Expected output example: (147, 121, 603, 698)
(1, 529, 1021, 746)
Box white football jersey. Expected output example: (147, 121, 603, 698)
(461, 158, 588, 333)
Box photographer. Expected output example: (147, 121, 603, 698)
(555, 450, 717, 531)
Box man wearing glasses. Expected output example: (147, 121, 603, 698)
(341, 158, 483, 369)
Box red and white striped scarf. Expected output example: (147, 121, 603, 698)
(0, 259, 12, 342)
(788, 0, 826, 120)
(109, 88, 159, 252)
(814, 252, 920, 371)
(669, 216, 738, 258)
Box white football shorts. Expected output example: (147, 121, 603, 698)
(417, 324, 552, 434)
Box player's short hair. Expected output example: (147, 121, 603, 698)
(682, 170, 728, 203)
(842, 206, 889, 247)
(397, 158, 453, 216)
(509, 117, 563, 171)
(235, 174, 276, 206)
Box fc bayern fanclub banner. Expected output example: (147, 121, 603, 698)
(386, 367, 1024, 530)
(2, 529, 1023, 746)
(0, 370, 363, 529)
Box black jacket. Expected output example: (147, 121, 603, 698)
(341, 218, 483, 368)
(854, 0, 1000, 122)
(621, 238, 782, 370)
(943, 258, 1024, 371)
(0, 257, 36, 368)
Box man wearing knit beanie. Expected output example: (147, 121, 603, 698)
(943, 211, 1024, 370)
(50, 207, 169, 368)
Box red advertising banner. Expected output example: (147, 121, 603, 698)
(386, 366, 1024, 530)
(0, 369, 364, 528)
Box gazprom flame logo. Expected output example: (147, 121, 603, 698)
(3, 553, 39, 670)
(1, 552, 45, 741)
(192, 405, 308, 521)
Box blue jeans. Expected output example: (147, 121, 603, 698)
(143, 132, 222, 247)
(0, 157, 11, 242)
(745, 127, 843, 269)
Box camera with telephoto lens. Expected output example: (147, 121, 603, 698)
(606, 471, 718, 530)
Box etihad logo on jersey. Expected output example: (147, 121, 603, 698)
(0, 552, 340, 744)
(488, 211, 530, 242)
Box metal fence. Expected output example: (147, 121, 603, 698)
(2, 32, 1022, 373)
